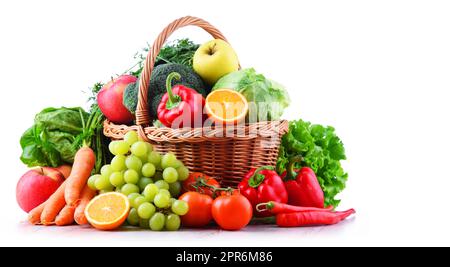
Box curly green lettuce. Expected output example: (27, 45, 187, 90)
(276, 119, 348, 207)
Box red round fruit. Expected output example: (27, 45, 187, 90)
(212, 194, 253, 231)
(98, 75, 137, 124)
(179, 192, 213, 227)
(182, 172, 220, 198)
(16, 167, 65, 213)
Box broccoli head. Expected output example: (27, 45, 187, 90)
(149, 63, 209, 98)
(123, 81, 138, 115)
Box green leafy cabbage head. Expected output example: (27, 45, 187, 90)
(212, 68, 290, 122)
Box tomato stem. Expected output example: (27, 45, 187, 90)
(194, 177, 234, 198)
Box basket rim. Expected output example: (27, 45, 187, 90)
(103, 120, 289, 143)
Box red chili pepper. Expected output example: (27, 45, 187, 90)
(256, 201, 333, 214)
(157, 72, 205, 128)
(238, 166, 288, 217)
(281, 156, 324, 208)
(276, 209, 355, 227)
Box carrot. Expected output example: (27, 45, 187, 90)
(74, 185, 97, 225)
(55, 205, 76, 226)
(41, 181, 67, 225)
(55, 165, 72, 180)
(28, 201, 47, 225)
(64, 147, 96, 206)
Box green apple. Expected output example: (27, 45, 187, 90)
(193, 39, 239, 85)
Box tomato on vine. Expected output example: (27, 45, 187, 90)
(182, 172, 220, 198)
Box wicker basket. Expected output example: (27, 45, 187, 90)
(103, 16, 288, 187)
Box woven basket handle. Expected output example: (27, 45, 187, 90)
(135, 16, 230, 126)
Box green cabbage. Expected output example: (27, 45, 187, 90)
(212, 68, 290, 121)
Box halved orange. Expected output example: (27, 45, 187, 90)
(205, 89, 248, 124)
(85, 192, 130, 231)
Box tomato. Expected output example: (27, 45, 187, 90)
(179, 192, 213, 227)
(212, 194, 253, 231)
(182, 172, 220, 198)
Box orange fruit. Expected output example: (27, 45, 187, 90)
(205, 89, 248, 124)
(84, 192, 130, 231)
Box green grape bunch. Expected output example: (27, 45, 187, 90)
(87, 131, 190, 231)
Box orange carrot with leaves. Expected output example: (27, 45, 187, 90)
(64, 107, 104, 206)
(74, 185, 97, 225)
(55, 205, 76, 226)
(64, 147, 96, 206)
(29, 108, 104, 226)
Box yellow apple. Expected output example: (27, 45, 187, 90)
(193, 39, 239, 85)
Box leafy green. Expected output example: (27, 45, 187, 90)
(73, 106, 110, 173)
(20, 106, 110, 173)
(128, 48, 148, 78)
(84, 80, 113, 173)
(212, 68, 290, 121)
(85, 81, 111, 173)
(20, 126, 60, 167)
(268, 80, 291, 120)
(276, 119, 348, 207)
(20, 107, 89, 167)
(86, 82, 104, 113)
(155, 39, 199, 67)
(35, 107, 87, 134)
(126, 39, 199, 78)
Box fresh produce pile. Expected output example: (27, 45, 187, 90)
(16, 24, 354, 231)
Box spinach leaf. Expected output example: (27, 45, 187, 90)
(35, 107, 87, 134)
(20, 125, 61, 167)
(19, 107, 89, 167)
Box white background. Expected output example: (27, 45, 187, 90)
(1, 0, 449, 247)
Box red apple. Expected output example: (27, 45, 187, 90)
(16, 167, 65, 213)
(97, 75, 137, 124)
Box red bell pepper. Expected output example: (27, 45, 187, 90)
(157, 72, 205, 128)
(238, 166, 288, 217)
(281, 156, 324, 208)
